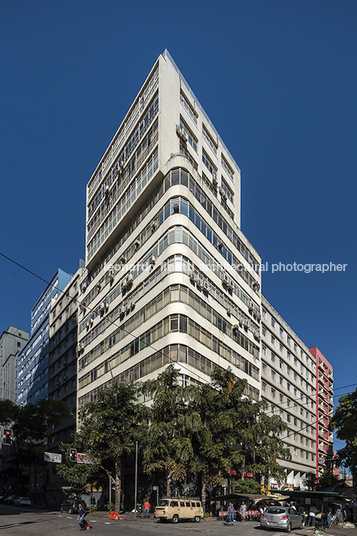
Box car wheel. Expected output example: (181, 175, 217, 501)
(69, 508, 73, 514)
(286, 523, 292, 533)
(171, 515, 179, 524)
(194, 516, 201, 523)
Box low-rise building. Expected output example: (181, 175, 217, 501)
(261, 297, 317, 490)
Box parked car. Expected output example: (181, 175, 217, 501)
(260, 506, 303, 532)
(60, 499, 86, 514)
(14, 497, 31, 506)
(4, 495, 18, 505)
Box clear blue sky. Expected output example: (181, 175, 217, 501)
(1, 0, 356, 445)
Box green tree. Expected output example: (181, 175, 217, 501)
(0, 399, 19, 426)
(0, 399, 72, 503)
(316, 467, 339, 491)
(189, 367, 289, 507)
(56, 434, 105, 494)
(331, 388, 357, 488)
(78, 381, 148, 512)
(142, 365, 197, 496)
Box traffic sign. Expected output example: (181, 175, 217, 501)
(44, 452, 62, 463)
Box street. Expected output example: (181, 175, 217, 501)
(0, 505, 356, 536)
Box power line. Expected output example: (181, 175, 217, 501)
(2, 250, 355, 408)
(0, 251, 240, 388)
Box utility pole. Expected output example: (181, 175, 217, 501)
(134, 441, 138, 517)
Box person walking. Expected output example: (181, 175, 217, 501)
(77, 503, 91, 530)
(228, 503, 235, 525)
(308, 504, 317, 527)
(240, 501, 247, 522)
(327, 506, 332, 528)
(144, 499, 150, 518)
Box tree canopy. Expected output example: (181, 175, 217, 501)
(331, 387, 357, 483)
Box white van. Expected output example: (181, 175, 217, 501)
(154, 497, 203, 523)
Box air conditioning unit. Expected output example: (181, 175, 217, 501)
(219, 187, 227, 202)
(203, 280, 211, 293)
(212, 171, 218, 186)
(104, 184, 110, 197)
(226, 306, 232, 316)
(120, 255, 126, 265)
(248, 299, 254, 311)
(172, 202, 180, 213)
(149, 255, 156, 266)
(253, 282, 260, 292)
(176, 124, 187, 143)
(232, 324, 239, 332)
(122, 273, 133, 290)
(222, 273, 234, 290)
(197, 277, 204, 289)
(127, 299, 134, 311)
(254, 334, 261, 342)
(216, 240, 224, 250)
(80, 282, 87, 293)
(119, 163, 124, 174)
(151, 221, 157, 233)
(134, 239, 140, 250)
(189, 269, 198, 283)
(99, 301, 108, 313)
(63, 359, 67, 366)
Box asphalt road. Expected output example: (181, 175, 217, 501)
(1, 505, 356, 536)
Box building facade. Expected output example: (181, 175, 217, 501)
(261, 297, 317, 490)
(0, 326, 28, 404)
(46, 268, 83, 508)
(48, 268, 83, 446)
(77, 50, 262, 417)
(309, 346, 334, 480)
(17, 269, 72, 406)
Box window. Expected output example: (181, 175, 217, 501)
(180, 119, 197, 152)
(220, 179, 233, 203)
(271, 318, 275, 328)
(202, 149, 216, 175)
(271, 335, 275, 345)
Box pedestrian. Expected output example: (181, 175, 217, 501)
(327, 506, 332, 528)
(144, 499, 150, 518)
(228, 503, 235, 525)
(308, 504, 317, 527)
(240, 501, 247, 522)
(77, 503, 90, 530)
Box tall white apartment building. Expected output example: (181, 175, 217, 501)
(77, 50, 262, 411)
(261, 297, 317, 490)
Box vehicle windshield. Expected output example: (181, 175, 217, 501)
(158, 500, 170, 507)
(266, 508, 286, 514)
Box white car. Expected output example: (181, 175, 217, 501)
(15, 497, 31, 506)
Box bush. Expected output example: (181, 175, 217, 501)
(87, 505, 97, 513)
(106, 502, 115, 512)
